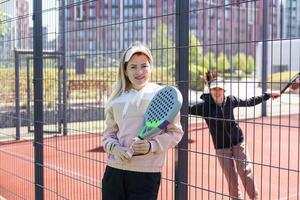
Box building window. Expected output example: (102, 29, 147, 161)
(124, 0, 133, 6)
(148, 7, 155, 16)
(209, 9, 214, 18)
(135, 0, 142, 5)
(66, 0, 71, 19)
(89, 1, 95, 18)
(112, 8, 117, 16)
(78, 30, 84, 40)
(75, 0, 83, 21)
(89, 30, 95, 40)
(104, 8, 108, 16)
(89, 41, 95, 50)
(66, 8, 71, 18)
(163, 0, 168, 14)
(124, 9, 129, 17)
(225, 8, 230, 20)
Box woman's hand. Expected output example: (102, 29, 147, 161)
(131, 139, 151, 155)
(110, 145, 131, 162)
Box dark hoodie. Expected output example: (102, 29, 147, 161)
(189, 93, 271, 149)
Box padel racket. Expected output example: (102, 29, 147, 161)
(127, 86, 183, 157)
(280, 72, 300, 94)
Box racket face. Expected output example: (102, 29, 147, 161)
(139, 86, 182, 139)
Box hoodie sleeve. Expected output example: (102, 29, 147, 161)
(189, 99, 205, 116)
(232, 93, 271, 107)
(102, 106, 120, 154)
(149, 112, 184, 154)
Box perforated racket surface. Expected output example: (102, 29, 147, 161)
(126, 86, 182, 157)
(138, 86, 182, 140)
(280, 73, 300, 94)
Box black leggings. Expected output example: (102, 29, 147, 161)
(102, 166, 161, 200)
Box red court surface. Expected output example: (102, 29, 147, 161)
(0, 114, 299, 200)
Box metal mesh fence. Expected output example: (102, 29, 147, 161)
(0, 0, 299, 199)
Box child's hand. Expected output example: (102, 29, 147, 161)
(270, 93, 280, 99)
(132, 139, 151, 155)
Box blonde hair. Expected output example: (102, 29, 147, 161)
(105, 42, 153, 111)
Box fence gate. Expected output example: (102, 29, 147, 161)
(26, 56, 62, 134)
(14, 49, 62, 139)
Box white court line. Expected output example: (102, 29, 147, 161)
(0, 148, 101, 187)
(278, 192, 300, 200)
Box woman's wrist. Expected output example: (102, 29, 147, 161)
(145, 140, 151, 154)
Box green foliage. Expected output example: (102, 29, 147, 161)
(0, 12, 7, 33)
(216, 53, 230, 73)
(189, 33, 203, 66)
(189, 33, 206, 90)
(0, 68, 15, 104)
(223, 73, 252, 79)
(204, 52, 216, 70)
(67, 67, 118, 82)
(151, 67, 176, 85)
(232, 53, 255, 74)
(0, 67, 120, 108)
(151, 22, 175, 68)
(189, 64, 206, 91)
(232, 53, 247, 72)
(246, 56, 255, 73)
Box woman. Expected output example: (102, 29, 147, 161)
(189, 71, 280, 200)
(102, 42, 183, 200)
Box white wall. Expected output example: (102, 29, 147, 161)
(256, 39, 300, 80)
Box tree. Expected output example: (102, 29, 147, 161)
(204, 52, 216, 70)
(189, 33, 206, 91)
(0, 12, 6, 33)
(247, 56, 255, 74)
(190, 64, 206, 91)
(216, 53, 230, 73)
(232, 53, 247, 72)
(189, 32, 203, 66)
(151, 22, 175, 67)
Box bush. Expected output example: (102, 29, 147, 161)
(189, 64, 206, 91)
(223, 72, 253, 79)
(151, 66, 176, 85)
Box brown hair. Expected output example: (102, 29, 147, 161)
(205, 70, 219, 85)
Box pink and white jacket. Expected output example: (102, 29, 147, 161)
(102, 83, 184, 172)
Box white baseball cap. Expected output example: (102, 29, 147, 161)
(209, 79, 226, 90)
(124, 44, 153, 64)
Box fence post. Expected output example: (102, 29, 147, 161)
(33, 0, 44, 199)
(59, 0, 67, 135)
(262, 0, 269, 116)
(26, 57, 31, 132)
(175, 0, 189, 200)
(14, 50, 20, 140)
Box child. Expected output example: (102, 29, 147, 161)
(102, 42, 184, 200)
(189, 71, 280, 200)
